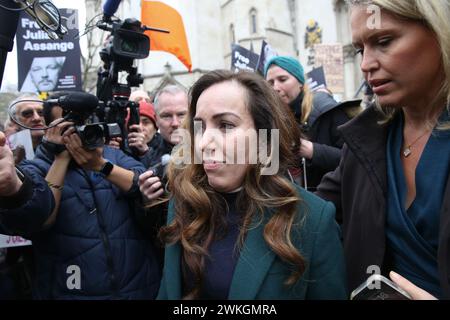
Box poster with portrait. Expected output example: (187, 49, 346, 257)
(16, 8, 82, 93)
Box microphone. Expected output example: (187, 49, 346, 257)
(103, 0, 122, 21)
(149, 154, 171, 181)
(46, 92, 99, 113)
(161, 154, 172, 166)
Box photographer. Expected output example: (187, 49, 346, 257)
(0, 114, 161, 298)
(131, 100, 158, 155)
(134, 86, 188, 264)
(110, 100, 158, 157)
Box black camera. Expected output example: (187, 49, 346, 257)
(99, 18, 150, 71)
(73, 123, 121, 150)
(94, 17, 151, 156)
(148, 154, 171, 193)
(97, 17, 150, 97)
(73, 17, 151, 152)
(45, 92, 122, 150)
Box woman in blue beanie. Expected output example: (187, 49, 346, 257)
(265, 56, 357, 191)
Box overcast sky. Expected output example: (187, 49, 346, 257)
(1, 0, 87, 92)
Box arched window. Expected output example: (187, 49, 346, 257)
(229, 24, 236, 44)
(249, 8, 258, 34)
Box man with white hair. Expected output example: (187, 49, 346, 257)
(11, 94, 46, 150)
(129, 89, 151, 103)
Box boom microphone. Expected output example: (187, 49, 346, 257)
(46, 92, 99, 113)
(103, 0, 122, 21)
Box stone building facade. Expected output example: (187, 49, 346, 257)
(84, 0, 363, 100)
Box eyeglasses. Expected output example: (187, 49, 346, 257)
(20, 109, 44, 119)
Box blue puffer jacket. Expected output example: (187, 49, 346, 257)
(11, 146, 161, 299)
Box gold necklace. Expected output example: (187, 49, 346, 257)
(403, 130, 430, 158)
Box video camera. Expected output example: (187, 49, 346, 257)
(98, 18, 150, 79)
(44, 10, 167, 153)
(44, 92, 121, 150)
(45, 15, 156, 152)
(94, 15, 168, 156)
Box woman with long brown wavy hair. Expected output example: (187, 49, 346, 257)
(145, 70, 347, 300)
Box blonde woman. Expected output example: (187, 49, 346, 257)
(265, 56, 354, 190)
(317, 0, 450, 299)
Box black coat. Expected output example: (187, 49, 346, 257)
(297, 92, 353, 190)
(134, 133, 174, 265)
(316, 106, 450, 298)
(0, 146, 161, 299)
(140, 133, 174, 169)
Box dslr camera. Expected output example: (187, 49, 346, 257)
(45, 92, 122, 150)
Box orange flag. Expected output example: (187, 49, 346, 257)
(141, 0, 192, 71)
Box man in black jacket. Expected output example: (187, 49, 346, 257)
(136, 85, 188, 264)
(140, 85, 188, 169)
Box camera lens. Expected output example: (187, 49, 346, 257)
(120, 39, 138, 54)
(78, 125, 104, 150)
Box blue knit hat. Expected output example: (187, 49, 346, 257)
(264, 56, 305, 85)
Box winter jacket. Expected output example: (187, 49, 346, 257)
(135, 132, 174, 246)
(140, 133, 174, 169)
(316, 106, 450, 298)
(158, 185, 348, 300)
(294, 91, 354, 190)
(0, 146, 161, 299)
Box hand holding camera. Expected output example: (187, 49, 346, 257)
(44, 118, 75, 145)
(108, 137, 122, 149)
(63, 133, 104, 171)
(138, 154, 171, 205)
(128, 124, 148, 156)
(139, 170, 164, 202)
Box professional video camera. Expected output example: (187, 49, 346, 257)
(94, 12, 167, 156)
(38, 10, 167, 153)
(46, 92, 122, 150)
(94, 18, 147, 155)
(8, 92, 121, 150)
(44, 12, 157, 152)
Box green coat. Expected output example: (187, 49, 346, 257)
(157, 187, 348, 300)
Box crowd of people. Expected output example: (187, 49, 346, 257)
(0, 0, 449, 300)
